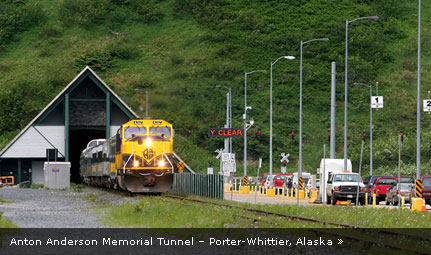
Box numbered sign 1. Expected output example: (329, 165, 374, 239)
(371, 96, 383, 109)
(424, 100, 431, 112)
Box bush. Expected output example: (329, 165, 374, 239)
(108, 40, 140, 59)
(74, 50, 115, 72)
(0, 90, 27, 133)
(59, 0, 110, 27)
(0, 1, 46, 51)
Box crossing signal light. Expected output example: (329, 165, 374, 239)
(400, 130, 404, 142)
(328, 133, 331, 142)
(291, 131, 295, 140)
(362, 131, 366, 141)
(255, 130, 259, 137)
(283, 161, 287, 166)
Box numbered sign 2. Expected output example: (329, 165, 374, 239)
(371, 96, 383, 109)
(424, 100, 431, 112)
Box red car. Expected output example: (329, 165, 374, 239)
(274, 173, 292, 187)
(260, 173, 291, 187)
(422, 175, 431, 205)
(370, 177, 399, 204)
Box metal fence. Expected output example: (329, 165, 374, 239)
(170, 173, 224, 199)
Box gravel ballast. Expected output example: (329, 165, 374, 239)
(0, 186, 137, 228)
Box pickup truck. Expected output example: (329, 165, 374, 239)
(370, 177, 398, 204)
(326, 173, 366, 205)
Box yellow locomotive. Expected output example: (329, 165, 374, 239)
(80, 118, 180, 193)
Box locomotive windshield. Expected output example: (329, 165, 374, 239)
(124, 126, 147, 138)
(149, 126, 171, 138)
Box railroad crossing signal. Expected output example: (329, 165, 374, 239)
(280, 153, 290, 163)
(416, 179, 423, 198)
(215, 149, 223, 159)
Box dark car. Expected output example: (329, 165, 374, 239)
(422, 175, 431, 205)
(370, 177, 399, 204)
(400, 176, 414, 183)
(385, 183, 414, 205)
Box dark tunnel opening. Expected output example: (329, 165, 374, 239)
(69, 129, 105, 183)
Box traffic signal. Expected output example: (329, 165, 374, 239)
(328, 133, 331, 142)
(362, 131, 366, 141)
(400, 130, 404, 142)
(291, 131, 295, 140)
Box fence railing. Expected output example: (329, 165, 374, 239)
(170, 173, 224, 199)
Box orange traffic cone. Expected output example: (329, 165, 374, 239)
(336, 200, 341, 205)
(422, 198, 427, 212)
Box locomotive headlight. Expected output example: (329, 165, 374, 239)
(146, 138, 152, 147)
(158, 160, 165, 167)
(134, 161, 139, 167)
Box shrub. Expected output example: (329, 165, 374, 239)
(108, 40, 140, 59)
(74, 50, 115, 72)
(59, 0, 110, 27)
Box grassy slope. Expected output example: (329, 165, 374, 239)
(1, 1, 431, 175)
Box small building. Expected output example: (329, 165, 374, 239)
(0, 66, 138, 184)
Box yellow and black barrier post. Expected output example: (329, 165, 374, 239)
(416, 179, 423, 198)
(242, 176, 249, 194)
(298, 177, 305, 199)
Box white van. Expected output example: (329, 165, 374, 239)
(318, 159, 352, 203)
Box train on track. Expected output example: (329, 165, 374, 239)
(80, 118, 184, 193)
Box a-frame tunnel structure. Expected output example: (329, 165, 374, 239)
(0, 66, 138, 184)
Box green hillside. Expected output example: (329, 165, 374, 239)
(1, 0, 431, 177)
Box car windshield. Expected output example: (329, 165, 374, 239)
(423, 178, 431, 188)
(149, 126, 171, 138)
(277, 175, 287, 180)
(124, 126, 147, 138)
(400, 177, 414, 183)
(400, 183, 413, 190)
(334, 174, 361, 182)
(377, 178, 398, 185)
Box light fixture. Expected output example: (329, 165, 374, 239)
(146, 138, 152, 147)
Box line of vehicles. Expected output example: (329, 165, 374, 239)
(259, 158, 431, 206)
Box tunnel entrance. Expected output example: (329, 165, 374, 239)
(69, 129, 105, 183)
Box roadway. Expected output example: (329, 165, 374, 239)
(225, 191, 431, 211)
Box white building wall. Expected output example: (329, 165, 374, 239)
(110, 126, 120, 138)
(2, 126, 65, 158)
(31, 161, 44, 185)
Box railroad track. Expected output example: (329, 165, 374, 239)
(161, 194, 431, 255)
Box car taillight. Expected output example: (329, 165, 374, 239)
(360, 188, 366, 192)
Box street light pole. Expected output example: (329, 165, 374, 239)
(299, 38, 328, 181)
(244, 70, 266, 180)
(354, 82, 373, 175)
(216, 85, 232, 154)
(344, 16, 379, 171)
(417, 0, 422, 180)
(269, 55, 295, 189)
